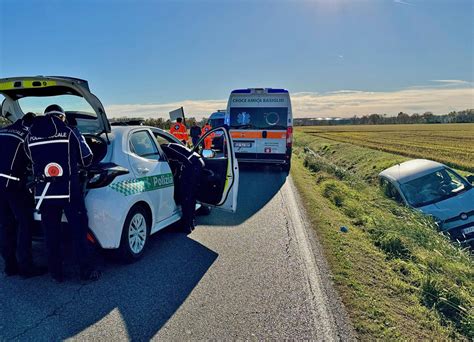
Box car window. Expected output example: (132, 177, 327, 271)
(194, 127, 229, 159)
(381, 178, 403, 204)
(129, 130, 160, 160)
(400, 168, 469, 208)
(152, 131, 178, 146)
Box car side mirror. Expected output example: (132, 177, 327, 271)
(202, 149, 215, 159)
(467, 175, 474, 184)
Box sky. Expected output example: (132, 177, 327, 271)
(0, 0, 473, 119)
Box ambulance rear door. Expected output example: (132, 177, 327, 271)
(227, 88, 291, 163)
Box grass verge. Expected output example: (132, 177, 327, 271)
(291, 130, 473, 340)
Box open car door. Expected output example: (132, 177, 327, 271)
(194, 126, 239, 212)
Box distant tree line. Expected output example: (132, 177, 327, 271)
(294, 109, 474, 126)
(109, 116, 208, 130)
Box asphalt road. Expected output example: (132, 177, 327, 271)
(0, 167, 354, 341)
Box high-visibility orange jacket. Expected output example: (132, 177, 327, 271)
(201, 124, 214, 149)
(170, 122, 188, 142)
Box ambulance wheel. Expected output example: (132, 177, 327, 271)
(282, 161, 291, 173)
(119, 205, 150, 262)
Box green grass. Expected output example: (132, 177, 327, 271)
(291, 128, 473, 340)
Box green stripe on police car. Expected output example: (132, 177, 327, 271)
(109, 173, 174, 196)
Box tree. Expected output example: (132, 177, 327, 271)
(397, 112, 410, 124)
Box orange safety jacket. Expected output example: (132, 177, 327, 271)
(170, 122, 189, 142)
(201, 124, 214, 149)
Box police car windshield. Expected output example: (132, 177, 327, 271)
(229, 107, 288, 130)
(18, 95, 96, 118)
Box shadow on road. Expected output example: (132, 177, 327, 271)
(0, 165, 287, 340)
(0, 230, 217, 340)
(197, 165, 288, 226)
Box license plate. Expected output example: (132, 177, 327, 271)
(234, 142, 252, 148)
(462, 226, 474, 235)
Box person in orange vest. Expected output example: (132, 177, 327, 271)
(170, 117, 188, 144)
(201, 122, 214, 150)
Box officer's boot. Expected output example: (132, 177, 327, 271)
(19, 264, 48, 279)
(4, 258, 19, 276)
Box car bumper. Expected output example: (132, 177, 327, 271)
(444, 221, 474, 245)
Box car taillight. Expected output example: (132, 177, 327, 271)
(286, 126, 293, 148)
(87, 163, 129, 189)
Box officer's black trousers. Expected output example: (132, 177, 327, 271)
(0, 190, 34, 270)
(179, 161, 202, 228)
(41, 192, 91, 277)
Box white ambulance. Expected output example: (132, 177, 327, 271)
(226, 88, 293, 171)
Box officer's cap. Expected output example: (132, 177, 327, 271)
(44, 104, 65, 118)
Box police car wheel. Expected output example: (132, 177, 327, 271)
(119, 206, 150, 262)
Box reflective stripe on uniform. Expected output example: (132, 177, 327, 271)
(28, 139, 69, 147)
(0, 133, 25, 142)
(34, 195, 70, 199)
(0, 173, 20, 181)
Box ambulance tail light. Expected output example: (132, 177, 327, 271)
(87, 163, 129, 189)
(286, 126, 293, 148)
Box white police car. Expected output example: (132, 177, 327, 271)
(0, 76, 239, 261)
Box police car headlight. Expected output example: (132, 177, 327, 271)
(87, 163, 129, 189)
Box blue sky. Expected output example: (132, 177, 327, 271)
(1, 0, 473, 118)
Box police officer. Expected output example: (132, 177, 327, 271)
(190, 122, 201, 147)
(161, 143, 204, 233)
(25, 105, 100, 282)
(169, 117, 189, 145)
(0, 113, 46, 278)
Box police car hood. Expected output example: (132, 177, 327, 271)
(0, 76, 111, 135)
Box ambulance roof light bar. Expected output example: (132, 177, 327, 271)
(230, 88, 288, 94)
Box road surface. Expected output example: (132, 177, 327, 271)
(0, 167, 354, 340)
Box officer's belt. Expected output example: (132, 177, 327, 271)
(0, 173, 20, 181)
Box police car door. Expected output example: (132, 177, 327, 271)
(127, 129, 175, 223)
(194, 127, 239, 212)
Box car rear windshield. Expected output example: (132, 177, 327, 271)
(18, 95, 95, 117)
(229, 107, 288, 130)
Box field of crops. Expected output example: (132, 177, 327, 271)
(298, 123, 474, 172)
(291, 126, 474, 340)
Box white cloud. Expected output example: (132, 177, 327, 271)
(394, 0, 414, 5)
(430, 79, 470, 85)
(291, 87, 474, 118)
(106, 99, 226, 119)
(105, 87, 474, 119)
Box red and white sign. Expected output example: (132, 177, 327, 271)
(44, 163, 63, 177)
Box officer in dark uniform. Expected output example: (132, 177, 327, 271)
(0, 113, 46, 278)
(190, 122, 201, 147)
(25, 105, 100, 282)
(161, 143, 204, 233)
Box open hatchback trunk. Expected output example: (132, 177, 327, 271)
(0, 76, 111, 135)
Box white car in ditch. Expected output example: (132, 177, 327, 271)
(0, 76, 239, 261)
(379, 159, 474, 246)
